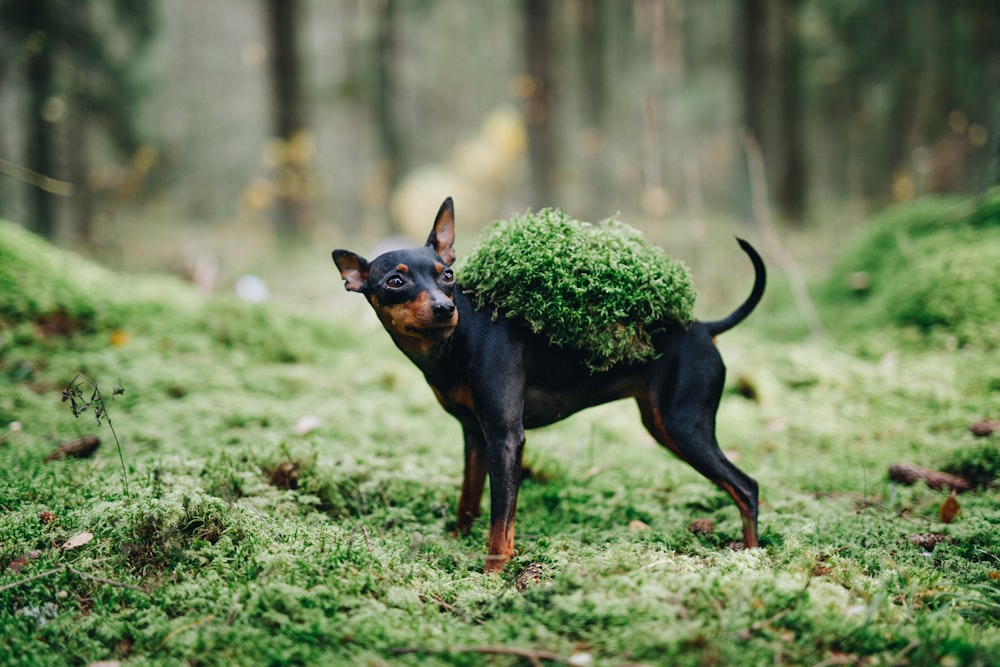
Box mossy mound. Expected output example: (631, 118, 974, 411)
(0, 219, 203, 334)
(0, 220, 340, 362)
(456, 208, 695, 371)
(823, 189, 1000, 348)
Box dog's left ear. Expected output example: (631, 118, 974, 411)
(426, 197, 456, 265)
(332, 250, 369, 292)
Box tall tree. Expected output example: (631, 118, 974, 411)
(264, 0, 312, 237)
(0, 0, 155, 241)
(523, 0, 557, 207)
(774, 0, 805, 221)
(14, 0, 58, 238)
(577, 0, 611, 214)
(739, 0, 806, 224)
(373, 0, 403, 205)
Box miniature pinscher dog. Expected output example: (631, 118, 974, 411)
(333, 197, 766, 572)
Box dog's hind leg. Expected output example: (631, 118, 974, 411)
(636, 349, 759, 548)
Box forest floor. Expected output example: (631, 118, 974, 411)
(2, 196, 999, 666)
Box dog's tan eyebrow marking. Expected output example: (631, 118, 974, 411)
(435, 263, 444, 272)
(396, 263, 409, 273)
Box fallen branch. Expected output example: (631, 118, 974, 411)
(888, 463, 973, 492)
(45, 435, 101, 461)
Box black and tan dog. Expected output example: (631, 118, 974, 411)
(333, 198, 766, 572)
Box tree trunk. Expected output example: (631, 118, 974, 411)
(264, 0, 310, 237)
(25, 0, 58, 238)
(523, 0, 557, 207)
(374, 0, 403, 206)
(577, 0, 610, 214)
(774, 0, 806, 222)
(740, 0, 767, 151)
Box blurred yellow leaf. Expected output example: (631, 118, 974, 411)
(110, 330, 129, 346)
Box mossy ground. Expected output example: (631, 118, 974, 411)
(1, 199, 999, 666)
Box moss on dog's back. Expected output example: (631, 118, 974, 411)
(456, 208, 695, 371)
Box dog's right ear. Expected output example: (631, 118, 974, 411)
(332, 250, 369, 292)
(426, 197, 456, 265)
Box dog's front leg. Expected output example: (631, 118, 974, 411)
(455, 423, 488, 536)
(483, 422, 525, 573)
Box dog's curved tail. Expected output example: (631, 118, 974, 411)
(704, 238, 766, 337)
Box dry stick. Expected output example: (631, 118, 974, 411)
(0, 157, 75, 196)
(64, 565, 149, 595)
(0, 564, 149, 595)
(0, 567, 64, 594)
(740, 130, 824, 339)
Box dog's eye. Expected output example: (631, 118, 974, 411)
(386, 275, 405, 288)
(441, 269, 455, 284)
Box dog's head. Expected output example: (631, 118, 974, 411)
(333, 198, 459, 354)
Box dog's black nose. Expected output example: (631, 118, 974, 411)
(433, 301, 456, 320)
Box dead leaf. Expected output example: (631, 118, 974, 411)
(7, 550, 41, 572)
(629, 519, 651, 532)
(61, 532, 94, 551)
(939, 490, 961, 524)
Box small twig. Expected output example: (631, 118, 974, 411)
(0, 157, 75, 196)
(0, 564, 149, 595)
(391, 645, 572, 666)
(154, 615, 216, 654)
(0, 567, 64, 594)
(63, 565, 149, 595)
(418, 593, 483, 625)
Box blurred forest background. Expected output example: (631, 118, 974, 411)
(1, 0, 998, 269)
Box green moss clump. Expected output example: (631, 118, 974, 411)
(0, 220, 108, 330)
(456, 208, 695, 371)
(823, 189, 1000, 348)
(942, 441, 1000, 488)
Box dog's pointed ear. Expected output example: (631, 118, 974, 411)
(426, 197, 456, 265)
(332, 250, 369, 292)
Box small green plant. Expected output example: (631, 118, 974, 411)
(457, 208, 696, 371)
(62, 373, 129, 497)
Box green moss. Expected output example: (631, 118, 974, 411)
(823, 189, 1000, 348)
(0, 219, 205, 335)
(456, 208, 696, 371)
